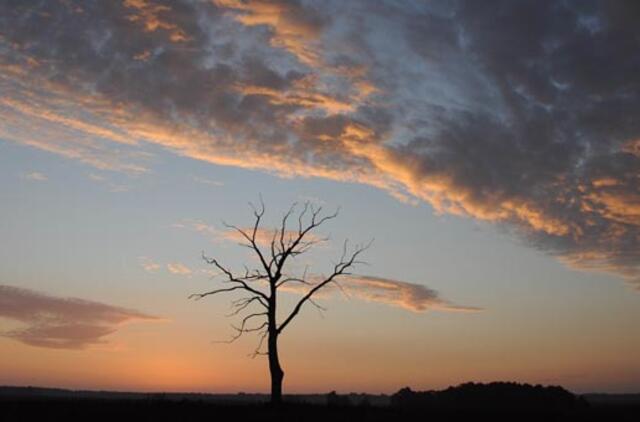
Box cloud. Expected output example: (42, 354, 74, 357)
(139, 256, 161, 273)
(0, 285, 161, 349)
(22, 171, 47, 181)
(213, 0, 326, 67)
(1, 1, 639, 288)
(173, 219, 219, 239)
(221, 226, 322, 247)
(87, 172, 131, 193)
(280, 274, 479, 313)
(342, 275, 481, 313)
(140, 256, 192, 277)
(192, 175, 224, 187)
(167, 262, 192, 276)
(123, 0, 190, 43)
(173, 219, 321, 247)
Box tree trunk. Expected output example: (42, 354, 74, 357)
(268, 330, 284, 405)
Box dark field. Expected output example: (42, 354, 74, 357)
(1, 384, 639, 422)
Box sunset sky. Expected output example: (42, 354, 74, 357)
(1, 0, 639, 395)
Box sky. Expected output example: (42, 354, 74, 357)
(0, 0, 639, 394)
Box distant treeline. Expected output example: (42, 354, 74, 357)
(2, 382, 640, 421)
(391, 381, 583, 411)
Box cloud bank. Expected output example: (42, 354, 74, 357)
(0, 285, 160, 349)
(1, 1, 639, 286)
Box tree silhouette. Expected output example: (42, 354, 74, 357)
(191, 199, 369, 405)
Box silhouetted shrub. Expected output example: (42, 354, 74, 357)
(327, 390, 350, 407)
(391, 381, 582, 413)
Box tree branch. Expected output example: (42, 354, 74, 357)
(221, 198, 273, 279)
(270, 203, 338, 280)
(189, 285, 245, 300)
(227, 295, 268, 316)
(201, 252, 269, 301)
(276, 240, 370, 334)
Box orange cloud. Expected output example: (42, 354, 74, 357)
(167, 262, 193, 276)
(279, 275, 480, 313)
(173, 219, 322, 248)
(222, 227, 322, 248)
(123, 0, 189, 42)
(0, 97, 136, 146)
(342, 275, 482, 313)
(585, 190, 640, 227)
(0, 71, 149, 173)
(215, 0, 378, 109)
(559, 250, 640, 287)
(139, 256, 161, 273)
(214, 0, 321, 66)
(233, 81, 353, 114)
(622, 139, 640, 157)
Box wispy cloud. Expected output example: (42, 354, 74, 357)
(21, 171, 47, 181)
(87, 173, 131, 193)
(0, 285, 161, 349)
(173, 219, 218, 240)
(221, 227, 322, 247)
(174, 219, 322, 248)
(280, 274, 480, 313)
(167, 262, 192, 276)
(140, 257, 193, 277)
(192, 175, 224, 187)
(342, 275, 481, 313)
(139, 256, 161, 273)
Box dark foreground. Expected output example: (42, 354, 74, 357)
(1, 384, 639, 422)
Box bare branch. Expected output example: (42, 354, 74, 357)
(227, 295, 268, 316)
(279, 202, 297, 255)
(331, 278, 350, 300)
(271, 205, 339, 280)
(222, 314, 269, 344)
(189, 285, 245, 300)
(297, 202, 310, 235)
(250, 329, 269, 358)
(276, 276, 312, 289)
(308, 298, 327, 315)
(222, 202, 273, 278)
(277, 240, 370, 334)
(214, 321, 268, 345)
(239, 312, 268, 330)
(201, 252, 269, 301)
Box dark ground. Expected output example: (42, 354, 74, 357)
(1, 384, 638, 421)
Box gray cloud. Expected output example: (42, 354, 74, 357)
(0, 285, 161, 349)
(0, 1, 638, 287)
(385, 0, 640, 285)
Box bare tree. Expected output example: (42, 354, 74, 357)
(191, 199, 369, 405)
